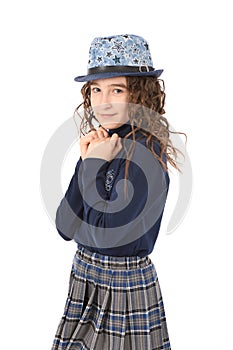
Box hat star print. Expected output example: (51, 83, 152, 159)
(74, 34, 163, 82)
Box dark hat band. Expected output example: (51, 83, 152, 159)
(87, 65, 155, 75)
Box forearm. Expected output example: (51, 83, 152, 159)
(55, 157, 84, 240)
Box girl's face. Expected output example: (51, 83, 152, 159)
(90, 76, 129, 130)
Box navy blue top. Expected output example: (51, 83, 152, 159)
(56, 123, 170, 257)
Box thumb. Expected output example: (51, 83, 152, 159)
(110, 133, 119, 145)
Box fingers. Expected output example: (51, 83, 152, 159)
(97, 126, 109, 138)
(82, 128, 109, 141)
(83, 132, 122, 161)
(110, 133, 122, 154)
(80, 129, 108, 151)
(109, 133, 118, 146)
(91, 133, 121, 149)
(81, 130, 122, 161)
(80, 131, 99, 160)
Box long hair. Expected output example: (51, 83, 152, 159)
(74, 76, 185, 174)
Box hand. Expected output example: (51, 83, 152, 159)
(80, 127, 109, 160)
(83, 133, 122, 162)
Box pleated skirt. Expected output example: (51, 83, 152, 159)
(51, 245, 171, 350)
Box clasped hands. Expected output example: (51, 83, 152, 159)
(80, 127, 122, 162)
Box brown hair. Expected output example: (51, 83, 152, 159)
(74, 76, 185, 174)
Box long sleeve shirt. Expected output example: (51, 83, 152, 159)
(56, 123, 170, 257)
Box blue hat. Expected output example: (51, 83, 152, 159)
(74, 34, 163, 82)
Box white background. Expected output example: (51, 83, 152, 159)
(1, 1, 233, 349)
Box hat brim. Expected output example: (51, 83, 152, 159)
(74, 69, 163, 82)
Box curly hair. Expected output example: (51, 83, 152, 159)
(74, 76, 184, 173)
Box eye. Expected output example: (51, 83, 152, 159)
(91, 87, 101, 93)
(113, 88, 123, 94)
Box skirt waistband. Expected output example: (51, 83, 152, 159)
(76, 244, 151, 270)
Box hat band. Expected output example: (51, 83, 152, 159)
(87, 65, 154, 75)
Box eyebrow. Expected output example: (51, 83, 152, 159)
(90, 82, 127, 88)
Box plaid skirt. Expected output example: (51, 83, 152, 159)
(51, 245, 171, 350)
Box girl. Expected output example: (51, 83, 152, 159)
(52, 34, 180, 350)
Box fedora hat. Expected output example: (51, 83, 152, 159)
(74, 34, 163, 82)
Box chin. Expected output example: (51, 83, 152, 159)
(100, 122, 124, 130)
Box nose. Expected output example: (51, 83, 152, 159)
(100, 92, 112, 108)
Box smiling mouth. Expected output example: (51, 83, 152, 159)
(99, 113, 117, 118)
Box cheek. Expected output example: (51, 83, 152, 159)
(117, 104, 129, 120)
(90, 92, 100, 106)
(90, 94, 95, 106)
(121, 103, 129, 113)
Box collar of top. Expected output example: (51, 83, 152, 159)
(107, 123, 132, 138)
